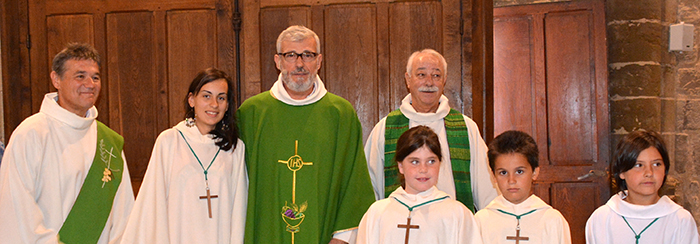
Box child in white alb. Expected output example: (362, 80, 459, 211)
(475, 130, 571, 244)
(586, 129, 699, 244)
(356, 126, 481, 244)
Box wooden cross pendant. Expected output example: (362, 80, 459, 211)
(397, 217, 419, 244)
(506, 229, 529, 244)
(199, 187, 218, 218)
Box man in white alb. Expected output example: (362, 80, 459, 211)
(0, 43, 134, 243)
(364, 49, 498, 212)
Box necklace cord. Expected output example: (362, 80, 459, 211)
(622, 216, 659, 244)
(178, 130, 221, 181)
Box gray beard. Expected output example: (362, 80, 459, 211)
(282, 72, 315, 93)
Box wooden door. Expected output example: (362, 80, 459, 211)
(240, 0, 486, 141)
(26, 0, 236, 193)
(494, 0, 609, 243)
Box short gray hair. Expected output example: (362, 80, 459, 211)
(405, 49, 447, 77)
(276, 25, 321, 53)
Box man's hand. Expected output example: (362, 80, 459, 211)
(329, 238, 349, 244)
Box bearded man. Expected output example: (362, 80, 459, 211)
(237, 25, 375, 244)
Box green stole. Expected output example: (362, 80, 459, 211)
(58, 121, 124, 244)
(383, 108, 475, 212)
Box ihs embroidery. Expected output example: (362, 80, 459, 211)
(278, 140, 313, 244)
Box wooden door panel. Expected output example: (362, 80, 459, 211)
(46, 15, 95, 67)
(551, 183, 600, 243)
(388, 2, 443, 110)
(45, 14, 101, 113)
(106, 12, 159, 189)
(494, 1, 608, 243)
(166, 9, 219, 126)
(259, 7, 311, 91)
(545, 10, 596, 165)
(324, 5, 378, 139)
(493, 15, 535, 136)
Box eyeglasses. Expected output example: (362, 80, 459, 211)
(277, 51, 319, 62)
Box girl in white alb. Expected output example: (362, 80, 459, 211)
(586, 130, 698, 244)
(356, 126, 481, 244)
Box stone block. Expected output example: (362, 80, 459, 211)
(688, 132, 700, 172)
(661, 65, 677, 97)
(682, 181, 700, 215)
(609, 64, 662, 97)
(679, 0, 700, 24)
(678, 68, 700, 97)
(673, 133, 689, 174)
(610, 98, 661, 132)
(660, 99, 677, 132)
(607, 0, 665, 21)
(607, 22, 665, 63)
(677, 100, 700, 130)
(660, 175, 678, 196)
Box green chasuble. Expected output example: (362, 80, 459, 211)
(238, 91, 375, 244)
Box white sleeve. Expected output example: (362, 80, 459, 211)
(464, 116, 499, 210)
(363, 118, 388, 201)
(230, 140, 248, 244)
(676, 209, 699, 244)
(0, 127, 61, 244)
(332, 228, 356, 243)
(585, 207, 606, 244)
(120, 134, 172, 244)
(544, 210, 572, 244)
(107, 151, 135, 244)
(459, 204, 483, 244)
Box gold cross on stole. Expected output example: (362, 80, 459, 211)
(397, 217, 419, 244)
(278, 140, 312, 244)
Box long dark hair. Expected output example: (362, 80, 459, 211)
(184, 68, 239, 151)
(394, 126, 442, 187)
(612, 129, 670, 192)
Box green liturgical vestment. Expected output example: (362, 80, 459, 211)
(238, 91, 375, 244)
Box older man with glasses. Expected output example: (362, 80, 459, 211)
(237, 25, 375, 244)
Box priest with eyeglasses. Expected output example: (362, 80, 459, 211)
(237, 25, 375, 244)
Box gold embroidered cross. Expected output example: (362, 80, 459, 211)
(278, 140, 313, 244)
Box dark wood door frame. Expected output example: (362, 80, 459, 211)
(470, 0, 494, 143)
(1, 0, 32, 142)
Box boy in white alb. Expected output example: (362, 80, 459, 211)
(475, 130, 571, 244)
(586, 130, 699, 244)
(356, 126, 481, 244)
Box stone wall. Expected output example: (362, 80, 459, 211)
(607, 0, 700, 226)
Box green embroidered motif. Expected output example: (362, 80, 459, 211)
(384, 109, 475, 212)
